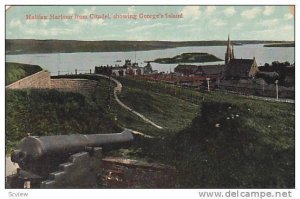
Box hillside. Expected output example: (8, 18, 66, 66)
(6, 39, 292, 54)
(171, 101, 294, 188)
(5, 62, 43, 85)
(5, 88, 122, 154)
(264, 42, 295, 47)
(113, 77, 294, 188)
(5, 74, 294, 188)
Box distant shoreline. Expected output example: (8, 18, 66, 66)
(264, 43, 295, 47)
(5, 39, 294, 55)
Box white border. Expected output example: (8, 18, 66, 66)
(1, 1, 298, 199)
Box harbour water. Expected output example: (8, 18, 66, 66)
(5, 44, 294, 75)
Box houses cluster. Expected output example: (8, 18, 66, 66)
(95, 60, 157, 77)
(170, 35, 259, 89)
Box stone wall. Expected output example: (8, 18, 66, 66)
(5, 71, 51, 89)
(6, 71, 99, 95)
(41, 148, 102, 188)
(50, 78, 99, 94)
(101, 157, 177, 188)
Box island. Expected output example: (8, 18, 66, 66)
(152, 52, 222, 64)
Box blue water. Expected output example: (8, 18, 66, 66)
(5, 44, 294, 75)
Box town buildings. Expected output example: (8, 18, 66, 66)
(95, 59, 145, 77)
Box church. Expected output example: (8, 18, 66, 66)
(223, 35, 259, 79)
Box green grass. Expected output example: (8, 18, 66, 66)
(118, 86, 199, 133)
(169, 101, 294, 188)
(5, 74, 294, 188)
(5, 88, 121, 154)
(113, 77, 294, 188)
(5, 62, 43, 85)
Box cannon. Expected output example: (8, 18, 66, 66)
(7, 129, 134, 188)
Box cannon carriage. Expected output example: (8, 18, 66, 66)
(7, 129, 134, 188)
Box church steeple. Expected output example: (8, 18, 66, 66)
(225, 34, 234, 65)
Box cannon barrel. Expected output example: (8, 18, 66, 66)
(11, 129, 134, 168)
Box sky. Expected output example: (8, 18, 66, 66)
(5, 5, 294, 41)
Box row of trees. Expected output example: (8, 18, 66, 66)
(257, 61, 294, 87)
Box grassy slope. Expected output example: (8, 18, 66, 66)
(114, 77, 294, 188)
(171, 101, 294, 188)
(5, 88, 122, 154)
(5, 62, 43, 85)
(5, 74, 294, 188)
(118, 87, 198, 133)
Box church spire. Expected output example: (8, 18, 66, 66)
(225, 34, 233, 65)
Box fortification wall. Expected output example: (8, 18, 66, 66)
(50, 78, 98, 94)
(6, 72, 98, 94)
(5, 71, 51, 89)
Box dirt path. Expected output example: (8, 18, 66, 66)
(94, 74, 163, 129)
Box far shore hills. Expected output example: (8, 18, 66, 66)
(6, 39, 294, 55)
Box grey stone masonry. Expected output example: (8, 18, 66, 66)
(50, 78, 99, 94)
(6, 71, 51, 89)
(40, 147, 102, 188)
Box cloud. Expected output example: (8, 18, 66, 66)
(68, 8, 76, 15)
(204, 6, 216, 15)
(282, 25, 294, 30)
(9, 19, 22, 28)
(250, 26, 294, 41)
(25, 18, 37, 25)
(90, 19, 106, 26)
(210, 19, 226, 27)
(126, 23, 169, 33)
(41, 19, 50, 27)
(181, 6, 201, 21)
(176, 24, 195, 29)
(81, 6, 96, 16)
(284, 13, 293, 20)
(241, 7, 261, 19)
(74, 7, 107, 26)
(24, 26, 81, 37)
(258, 19, 279, 27)
(263, 6, 275, 16)
(224, 7, 236, 17)
(127, 6, 136, 14)
(232, 22, 244, 30)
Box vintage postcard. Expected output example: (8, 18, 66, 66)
(5, 5, 295, 193)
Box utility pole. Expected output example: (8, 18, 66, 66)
(206, 78, 210, 92)
(108, 74, 111, 111)
(134, 44, 137, 64)
(275, 80, 279, 100)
